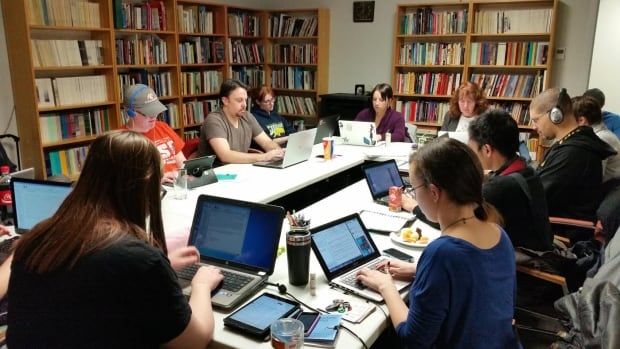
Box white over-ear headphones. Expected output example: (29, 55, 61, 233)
(549, 88, 567, 124)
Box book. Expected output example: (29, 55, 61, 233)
(359, 209, 411, 233)
(305, 314, 342, 348)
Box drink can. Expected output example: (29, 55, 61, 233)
(322, 137, 334, 160)
(388, 186, 402, 212)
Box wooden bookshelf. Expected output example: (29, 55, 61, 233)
(3, 1, 330, 178)
(392, 0, 557, 159)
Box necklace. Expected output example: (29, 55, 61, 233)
(441, 215, 475, 233)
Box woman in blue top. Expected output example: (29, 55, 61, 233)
(357, 137, 520, 349)
(250, 86, 296, 145)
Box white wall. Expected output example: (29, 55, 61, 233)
(589, 0, 620, 111)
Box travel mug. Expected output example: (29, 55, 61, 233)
(287, 228, 311, 286)
(271, 318, 304, 349)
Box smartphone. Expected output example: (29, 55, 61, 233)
(296, 312, 320, 335)
(382, 248, 414, 262)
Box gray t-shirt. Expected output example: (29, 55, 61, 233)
(198, 110, 264, 160)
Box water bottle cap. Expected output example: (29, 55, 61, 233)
(0, 166, 9, 174)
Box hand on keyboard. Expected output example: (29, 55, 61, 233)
(192, 265, 224, 293)
(356, 267, 395, 294)
(383, 259, 417, 280)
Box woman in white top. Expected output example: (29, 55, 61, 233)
(441, 81, 489, 132)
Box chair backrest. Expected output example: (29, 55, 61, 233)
(405, 123, 417, 143)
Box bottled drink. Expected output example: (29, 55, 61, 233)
(0, 165, 12, 209)
(0, 166, 9, 185)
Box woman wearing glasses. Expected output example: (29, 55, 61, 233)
(251, 86, 297, 145)
(357, 138, 519, 348)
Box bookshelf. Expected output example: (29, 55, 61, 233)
(3, 1, 330, 178)
(392, 0, 558, 159)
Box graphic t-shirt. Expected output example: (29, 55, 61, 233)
(128, 121, 184, 173)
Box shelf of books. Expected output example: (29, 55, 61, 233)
(393, 0, 557, 159)
(265, 9, 329, 125)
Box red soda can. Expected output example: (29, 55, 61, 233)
(388, 186, 402, 212)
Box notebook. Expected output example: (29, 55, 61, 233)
(177, 195, 285, 309)
(361, 159, 405, 205)
(1, 178, 73, 261)
(338, 120, 378, 146)
(310, 213, 410, 302)
(359, 209, 411, 233)
(254, 128, 317, 169)
(313, 114, 340, 144)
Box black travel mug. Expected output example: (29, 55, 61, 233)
(286, 228, 311, 286)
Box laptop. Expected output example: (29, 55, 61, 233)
(176, 195, 285, 309)
(519, 141, 532, 164)
(310, 213, 410, 302)
(10, 167, 35, 179)
(254, 128, 317, 169)
(362, 160, 405, 205)
(313, 114, 340, 144)
(437, 131, 469, 144)
(338, 120, 378, 146)
(0, 178, 73, 261)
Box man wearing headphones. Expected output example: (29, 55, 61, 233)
(530, 88, 616, 241)
(123, 84, 185, 184)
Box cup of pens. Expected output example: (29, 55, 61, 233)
(286, 211, 311, 286)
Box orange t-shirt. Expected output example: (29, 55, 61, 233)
(125, 121, 185, 173)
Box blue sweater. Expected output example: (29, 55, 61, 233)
(395, 229, 520, 349)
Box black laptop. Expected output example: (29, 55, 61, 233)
(313, 114, 340, 144)
(361, 160, 405, 205)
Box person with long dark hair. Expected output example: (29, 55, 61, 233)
(354, 83, 408, 142)
(357, 137, 520, 348)
(7, 131, 223, 348)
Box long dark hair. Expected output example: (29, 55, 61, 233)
(370, 83, 394, 118)
(14, 131, 166, 272)
(410, 137, 501, 223)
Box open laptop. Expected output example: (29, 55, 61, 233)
(176, 195, 285, 310)
(338, 120, 378, 146)
(254, 128, 317, 169)
(313, 114, 340, 144)
(362, 160, 405, 205)
(0, 178, 73, 261)
(310, 213, 410, 302)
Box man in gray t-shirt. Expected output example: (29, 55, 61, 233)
(198, 80, 283, 164)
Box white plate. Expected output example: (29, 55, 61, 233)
(390, 232, 430, 248)
(389, 219, 441, 248)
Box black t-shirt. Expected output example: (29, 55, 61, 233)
(7, 237, 191, 348)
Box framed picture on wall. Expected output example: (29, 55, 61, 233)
(353, 1, 375, 23)
(355, 84, 365, 96)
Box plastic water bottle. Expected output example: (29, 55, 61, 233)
(0, 166, 9, 185)
(0, 165, 12, 210)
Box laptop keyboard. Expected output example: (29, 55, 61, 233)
(0, 236, 19, 254)
(341, 260, 387, 290)
(177, 264, 253, 292)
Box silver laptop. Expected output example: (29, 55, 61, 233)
(177, 195, 285, 310)
(10, 167, 35, 179)
(310, 213, 410, 302)
(254, 128, 317, 169)
(338, 120, 378, 146)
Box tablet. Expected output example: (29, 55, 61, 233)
(223, 293, 300, 338)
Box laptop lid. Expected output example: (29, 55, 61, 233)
(10, 167, 35, 180)
(281, 128, 317, 167)
(10, 178, 72, 234)
(338, 120, 377, 146)
(361, 160, 405, 201)
(188, 195, 285, 275)
(310, 213, 382, 281)
(314, 114, 340, 144)
(519, 141, 532, 163)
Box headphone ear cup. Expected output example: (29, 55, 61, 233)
(549, 107, 563, 124)
(126, 108, 135, 118)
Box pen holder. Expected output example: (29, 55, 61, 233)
(286, 227, 311, 286)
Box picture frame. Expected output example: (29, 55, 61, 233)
(353, 1, 375, 23)
(354, 84, 365, 96)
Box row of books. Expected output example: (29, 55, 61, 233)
(229, 67, 265, 88)
(177, 5, 214, 34)
(470, 42, 549, 66)
(118, 71, 172, 101)
(490, 102, 532, 126)
(183, 130, 200, 141)
(474, 9, 552, 34)
(35, 76, 108, 108)
(229, 40, 264, 64)
(39, 108, 111, 144)
(396, 100, 450, 123)
(271, 67, 315, 91)
(182, 99, 219, 126)
(160, 103, 180, 128)
(398, 42, 464, 65)
(113, 0, 166, 31)
(395, 72, 462, 96)
(28, 0, 101, 27)
(45, 146, 88, 178)
(228, 12, 261, 37)
(181, 70, 222, 96)
(400, 8, 468, 35)
(31, 39, 103, 68)
(271, 44, 318, 65)
(179, 38, 225, 64)
(471, 72, 545, 98)
(268, 14, 318, 37)
(115, 36, 168, 65)
(275, 95, 317, 116)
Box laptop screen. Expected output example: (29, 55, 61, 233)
(311, 214, 378, 275)
(362, 160, 404, 199)
(10, 178, 72, 232)
(519, 141, 532, 163)
(190, 196, 284, 272)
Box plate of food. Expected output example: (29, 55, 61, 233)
(389, 220, 440, 248)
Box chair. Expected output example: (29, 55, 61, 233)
(405, 123, 417, 144)
(182, 138, 200, 159)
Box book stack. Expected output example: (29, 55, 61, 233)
(161, 103, 179, 128)
(113, 0, 166, 30)
(115, 35, 168, 65)
(398, 42, 464, 65)
(182, 99, 219, 126)
(271, 67, 315, 90)
(31, 39, 103, 67)
(180, 70, 222, 96)
(227, 11, 261, 36)
(179, 37, 225, 64)
(228, 40, 264, 64)
(183, 130, 200, 140)
(45, 145, 89, 178)
(268, 14, 318, 37)
(474, 8, 552, 34)
(470, 42, 549, 66)
(275, 96, 317, 116)
(28, 0, 101, 27)
(489, 102, 531, 126)
(35, 76, 108, 108)
(470, 72, 545, 98)
(118, 71, 172, 100)
(39, 108, 111, 144)
(229, 66, 265, 88)
(177, 5, 214, 34)
(396, 100, 450, 124)
(396, 72, 461, 96)
(271, 43, 317, 64)
(400, 8, 468, 35)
